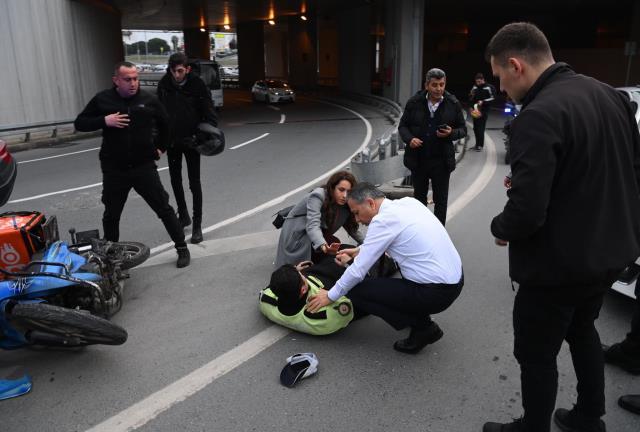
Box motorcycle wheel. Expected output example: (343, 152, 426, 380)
(8, 303, 127, 346)
(112, 241, 150, 270)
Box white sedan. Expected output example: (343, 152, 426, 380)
(611, 86, 640, 299)
(251, 80, 295, 104)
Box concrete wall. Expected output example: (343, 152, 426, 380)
(0, 0, 122, 126)
(288, 15, 318, 90)
(237, 21, 266, 88)
(264, 24, 287, 80)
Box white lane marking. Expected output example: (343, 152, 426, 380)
(267, 105, 280, 111)
(150, 99, 372, 254)
(87, 105, 496, 432)
(229, 133, 270, 150)
(7, 167, 169, 204)
(18, 147, 100, 164)
(279, 114, 286, 124)
(447, 133, 497, 222)
(85, 325, 290, 432)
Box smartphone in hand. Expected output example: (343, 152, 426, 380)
(437, 124, 449, 131)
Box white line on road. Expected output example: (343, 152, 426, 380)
(447, 133, 497, 222)
(92, 130, 495, 431)
(229, 133, 270, 150)
(85, 325, 290, 432)
(7, 167, 169, 204)
(279, 114, 286, 124)
(150, 99, 372, 254)
(18, 147, 100, 164)
(267, 105, 280, 111)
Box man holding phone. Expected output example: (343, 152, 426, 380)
(399, 68, 467, 226)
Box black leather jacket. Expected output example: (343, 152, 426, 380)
(74, 88, 169, 170)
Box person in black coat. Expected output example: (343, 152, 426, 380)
(483, 23, 640, 432)
(157, 53, 218, 244)
(75, 61, 190, 268)
(468, 72, 496, 151)
(399, 68, 467, 226)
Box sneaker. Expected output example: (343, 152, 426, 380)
(393, 321, 443, 354)
(176, 246, 190, 268)
(553, 407, 606, 432)
(178, 210, 192, 228)
(603, 342, 640, 374)
(482, 418, 524, 432)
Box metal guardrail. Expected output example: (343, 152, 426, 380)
(0, 119, 76, 142)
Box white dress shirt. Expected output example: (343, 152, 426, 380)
(427, 94, 443, 117)
(327, 197, 462, 301)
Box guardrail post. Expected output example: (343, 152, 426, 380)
(51, 127, 58, 138)
(25, 132, 31, 142)
(390, 132, 398, 156)
(377, 138, 386, 160)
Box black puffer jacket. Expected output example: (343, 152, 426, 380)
(491, 63, 640, 289)
(74, 88, 169, 170)
(399, 90, 467, 162)
(157, 73, 217, 146)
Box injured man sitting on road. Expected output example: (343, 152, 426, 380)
(259, 256, 355, 335)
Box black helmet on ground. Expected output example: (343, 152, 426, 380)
(194, 123, 225, 156)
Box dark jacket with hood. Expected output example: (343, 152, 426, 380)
(491, 62, 640, 290)
(74, 88, 169, 171)
(157, 72, 217, 146)
(399, 90, 467, 169)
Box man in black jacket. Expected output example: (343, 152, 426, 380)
(157, 53, 218, 244)
(483, 23, 640, 432)
(75, 61, 190, 268)
(468, 72, 496, 151)
(399, 68, 467, 226)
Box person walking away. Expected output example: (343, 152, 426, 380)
(74, 61, 190, 268)
(469, 72, 496, 151)
(483, 22, 640, 432)
(399, 68, 467, 226)
(157, 53, 218, 244)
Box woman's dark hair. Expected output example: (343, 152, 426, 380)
(322, 170, 358, 233)
(485, 22, 553, 66)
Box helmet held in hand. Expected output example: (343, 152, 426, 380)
(194, 123, 225, 156)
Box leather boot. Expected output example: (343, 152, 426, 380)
(176, 246, 190, 268)
(191, 217, 203, 244)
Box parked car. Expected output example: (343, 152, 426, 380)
(251, 80, 295, 104)
(610, 86, 640, 299)
(220, 66, 239, 78)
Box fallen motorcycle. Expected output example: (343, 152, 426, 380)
(0, 222, 149, 349)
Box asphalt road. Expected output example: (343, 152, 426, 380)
(0, 96, 638, 432)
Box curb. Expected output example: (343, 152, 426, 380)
(4, 131, 101, 153)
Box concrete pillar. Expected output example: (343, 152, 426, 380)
(0, 0, 122, 125)
(182, 0, 211, 59)
(237, 21, 266, 88)
(337, 5, 371, 94)
(382, 0, 424, 105)
(264, 23, 288, 80)
(287, 14, 318, 90)
(318, 16, 339, 87)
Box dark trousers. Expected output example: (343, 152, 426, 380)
(514, 282, 614, 432)
(412, 158, 450, 226)
(101, 163, 186, 248)
(168, 145, 202, 220)
(346, 275, 463, 330)
(473, 114, 488, 148)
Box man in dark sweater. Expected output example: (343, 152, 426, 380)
(399, 68, 467, 226)
(483, 23, 640, 432)
(157, 53, 218, 244)
(74, 61, 190, 268)
(468, 72, 496, 151)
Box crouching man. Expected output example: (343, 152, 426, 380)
(307, 183, 463, 354)
(259, 257, 354, 335)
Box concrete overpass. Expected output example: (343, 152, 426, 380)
(1, 0, 639, 127)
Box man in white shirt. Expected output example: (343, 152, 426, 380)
(307, 183, 463, 354)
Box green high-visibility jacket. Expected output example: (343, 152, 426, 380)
(259, 275, 354, 335)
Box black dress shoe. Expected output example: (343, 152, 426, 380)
(553, 407, 605, 432)
(176, 246, 191, 268)
(618, 394, 640, 415)
(393, 322, 443, 354)
(603, 342, 640, 374)
(482, 418, 523, 432)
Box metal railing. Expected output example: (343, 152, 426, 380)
(0, 119, 76, 142)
